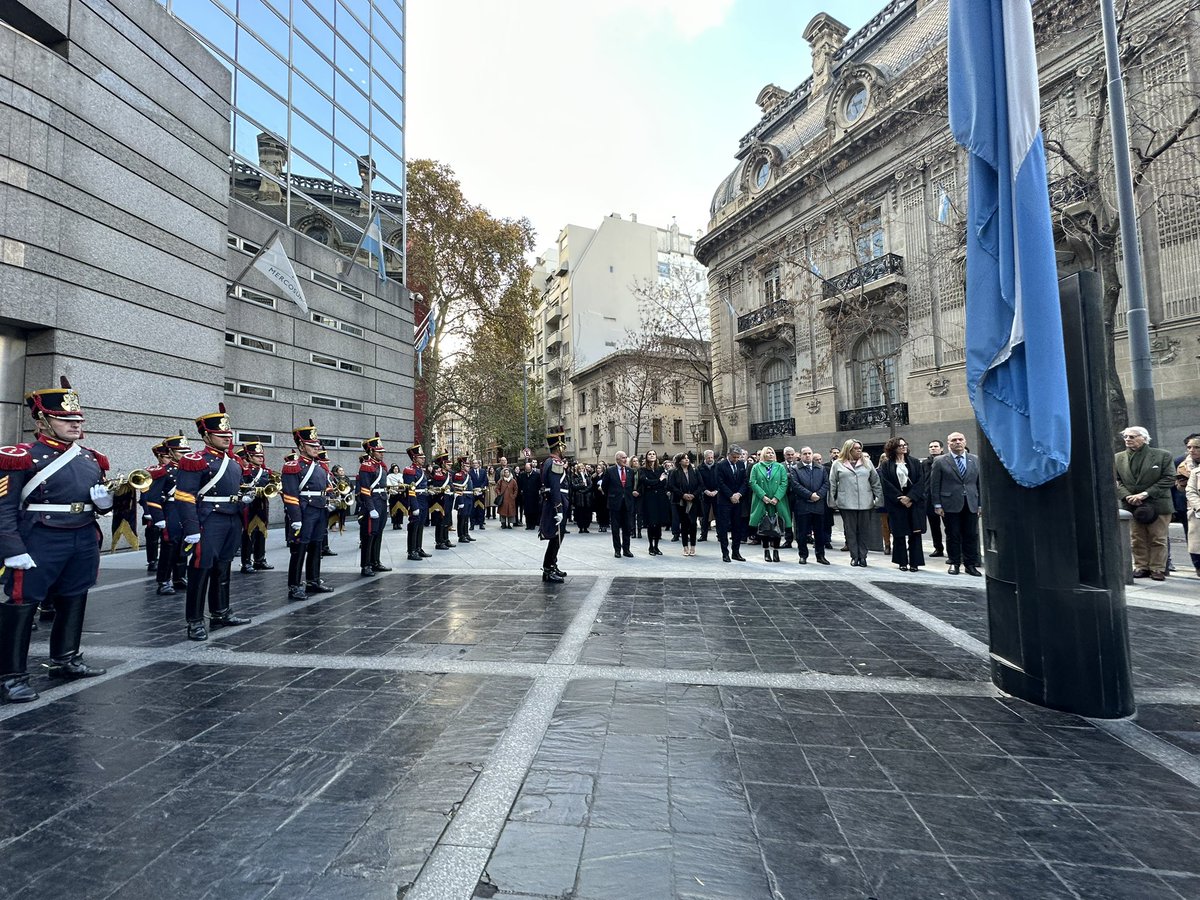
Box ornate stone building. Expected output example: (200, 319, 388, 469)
(696, 0, 1200, 455)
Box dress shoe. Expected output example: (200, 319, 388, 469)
(419, 549, 432, 558)
(899, 565, 908, 572)
(240, 564, 255, 574)
(408, 551, 424, 561)
(850, 559, 860, 567)
(732, 553, 746, 562)
(287, 586, 308, 601)
(542, 567, 565, 583)
(839, 545, 850, 552)
(1150, 571, 1166, 581)
(816, 556, 830, 565)
(909, 566, 919, 573)
(1132, 569, 1151, 578)
(949, 564, 961, 575)
(799, 557, 808, 565)
(306, 581, 334, 594)
(1, 676, 39, 703)
(253, 561, 274, 570)
(623, 550, 634, 558)
(321, 548, 338, 557)
(722, 552, 731, 563)
(614, 550, 622, 559)
(210, 612, 251, 629)
(173, 579, 188, 589)
(553, 565, 567, 577)
(361, 566, 376, 577)
(146, 562, 158, 572)
(671, 535, 680, 542)
(372, 564, 392, 572)
(47, 655, 106, 679)
(929, 550, 944, 558)
(859, 558, 868, 567)
(964, 565, 982, 577)
(187, 621, 208, 641)
(156, 583, 176, 596)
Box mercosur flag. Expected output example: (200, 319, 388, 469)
(253, 233, 309, 313)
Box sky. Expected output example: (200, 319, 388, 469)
(406, 0, 889, 258)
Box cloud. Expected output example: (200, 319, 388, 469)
(600, 0, 738, 39)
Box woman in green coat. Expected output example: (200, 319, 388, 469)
(749, 446, 792, 562)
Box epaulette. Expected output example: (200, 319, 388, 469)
(149, 465, 168, 479)
(85, 448, 110, 472)
(237, 458, 252, 474)
(282, 459, 302, 475)
(178, 452, 208, 472)
(0, 446, 33, 471)
(360, 462, 375, 473)
(403, 465, 418, 476)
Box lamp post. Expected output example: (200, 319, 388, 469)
(689, 422, 702, 461)
(522, 363, 530, 452)
(593, 439, 601, 463)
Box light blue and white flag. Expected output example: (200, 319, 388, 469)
(360, 211, 387, 280)
(414, 306, 435, 377)
(722, 291, 736, 321)
(937, 187, 952, 224)
(948, 0, 1070, 488)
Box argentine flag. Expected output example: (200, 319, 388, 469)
(361, 211, 387, 280)
(949, 0, 1070, 488)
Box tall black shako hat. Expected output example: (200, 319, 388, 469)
(26, 376, 84, 422)
(406, 442, 424, 460)
(293, 419, 321, 448)
(162, 434, 191, 452)
(195, 402, 233, 437)
(546, 430, 566, 453)
(362, 433, 386, 452)
(433, 448, 449, 465)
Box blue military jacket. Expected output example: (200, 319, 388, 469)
(282, 456, 330, 529)
(176, 447, 248, 534)
(538, 455, 570, 540)
(402, 464, 428, 516)
(142, 462, 183, 538)
(0, 436, 109, 559)
(356, 459, 387, 517)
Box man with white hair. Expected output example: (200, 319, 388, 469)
(1115, 426, 1174, 581)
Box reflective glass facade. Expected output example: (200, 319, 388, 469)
(163, 0, 405, 276)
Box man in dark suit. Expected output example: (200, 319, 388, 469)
(599, 450, 635, 558)
(715, 445, 749, 562)
(929, 432, 981, 576)
(698, 449, 719, 542)
(520, 459, 541, 530)
(788, 446, 829, 565)
(921, 440, 945, 557)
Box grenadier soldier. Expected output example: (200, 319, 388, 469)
(281, 422, 334, 600)
(175, 404, 253, 641)
(469, 458, 489, 531)
(237, 441, 274, 574)
(428, 449, 454, 550)
(357, 434, 391, 577)
(402, 444, 430, 561)
(539, 432, 569, 584)
(144, 434, 191, 594)
(451, 455, 474, 544)
(318, 448, 338, 558)
(0, 377, 111, 702)
(141, 442, 171, 573)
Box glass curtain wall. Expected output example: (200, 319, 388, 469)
(163, 0, 405, 278)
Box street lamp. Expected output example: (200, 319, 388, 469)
(689, 422, 702, 460)
(522, 363, 530, 452)
(592, 439, 601, 463)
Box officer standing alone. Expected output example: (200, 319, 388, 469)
(540, 432, 570, 584)
(403, 444, 430, 561)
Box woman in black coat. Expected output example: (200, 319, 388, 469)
(668, 452, 703, 556)
(593, 463, 610, 533)
(640, 450, 672, 556)
(569, 463, 593, 533)
(878, 437, 926, 572)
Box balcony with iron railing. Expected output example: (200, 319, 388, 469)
(821, 254, 905, 299)
(749, 417, 796, 440)
(837, 402, 908, 431)
(737, 299, 792, 334)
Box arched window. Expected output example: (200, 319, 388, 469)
(761, 358, 791, 421)
(853, 329, 900, 407)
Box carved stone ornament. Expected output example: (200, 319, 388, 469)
(926, 375, 951, 397)
(806, 396, 822, 414)
(1150, 336, 1181, 366)
(728, 411, 739, 426)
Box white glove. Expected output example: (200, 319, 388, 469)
(290, 522, 302, 535)
(184, 533, 201, 545)
(89, 484, 114, 510)
(3, 553, 35, 570)
(369, 509, 380, 519)
(554, 512, 563, 526)
(154, 521, 166, 530)
(241, 492, 254, 505)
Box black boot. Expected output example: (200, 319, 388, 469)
(0, 603, 38, 703)
(542, 567, 565, 583)
(185, 569, 210, 641)
(287, 544, 307, 600)
(210, 562, 251, 629)
(764, 546, 772, 562)
(48, 595, 104, 678)
(407, 524, 422, 561)
(38, 602, 54, 623)
(306, 541, 333, 593)
(361, 566, 376, 577)
(772, 547, 780, 563)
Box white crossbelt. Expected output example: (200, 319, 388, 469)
(201, 495, 240, 502)
(299, 490, 324, 497)
(27, 503, 94, 513)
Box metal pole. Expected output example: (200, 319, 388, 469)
(522, 364, 529, 451)
(1100, 0, 1157, 435)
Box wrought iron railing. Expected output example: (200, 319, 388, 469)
(838, 403, 909, 431)
(749, 418, 796, 440)
(822, 254, 905, 298)
(737, 299, 792, 334)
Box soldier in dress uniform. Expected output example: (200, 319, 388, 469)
(141, 442, 170, 573)
(428, 449, 454, 550)
(402, 444, 430, 561)
(357, 434, 391, 577)
(237, 441, 274, 574)
(469, 458, 489, 531)
(318, 449, 339, 558)
(0, 377, 111, 702)
(539, 432, 570, 584)
(175, 404, 253, 641)
(144, 434, 191, 595)
(281, 422, 334, 600)
(451, 455, 475, 544)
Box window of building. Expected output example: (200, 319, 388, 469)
(592, 423, 601, 449)
(762, 358, 792, 421)
(339, 360, 364, 375)
(580, 427, 587, 449)
(651, 418, 663, 443)
(672, 380, 683, 403)
(607, 421, 616, 445)
(311, 271, 340, 290)
(339, 399, 363, 411)
(226, 331, 276, 355)
(658, 261, 671, 278)
(605, 380, 616, 404)
(312, 312, 339, 328)
(234, 431, 274, 445)
(235, 382, 275, 399)
(650, 382, 661, 403)
(853, 329, 900, 407)
(672, 419, 683, 443)
(227, 234, 262, 256)
(311, 394, 338, 407)
(763, 263, 782, 304)
(340, 284, 364, 301)
(310, 352, 338, 369)
(311, 310, 365, 338)
(856, 212, 885, 263)
(578, 391, 587, 413)
(592, 387, 600, 408)
(228, 284, 277, 308)
(697, 421, 710, 443)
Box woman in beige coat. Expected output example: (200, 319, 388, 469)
(1184, 466, 1200, 576)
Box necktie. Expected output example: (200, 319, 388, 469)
(620, 467, 626, 486)
(956, 454, 966, 478)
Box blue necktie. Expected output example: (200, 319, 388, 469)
(955, 454, 966, 478)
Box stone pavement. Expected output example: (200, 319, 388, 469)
(1, 522, 1199, 899)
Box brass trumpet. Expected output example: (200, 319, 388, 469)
(106, 469, 153, 492)
(336, 477, 353, 498)
(257, 479, 281, 499)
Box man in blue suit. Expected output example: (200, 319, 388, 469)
(598, 450, 635, 558)
(788, 446, 829, 565)
(715, 445, 749, 563)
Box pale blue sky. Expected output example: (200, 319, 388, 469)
(407, 0, 889, 256)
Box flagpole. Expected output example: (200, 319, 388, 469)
(1100, 0, 1156, 435)
(228, 229, 281, 293)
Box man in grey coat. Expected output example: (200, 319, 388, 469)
(788, 447, 829, 565)
(929, 432, 982, 576)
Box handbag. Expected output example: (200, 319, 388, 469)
(757, 511, 782, 540)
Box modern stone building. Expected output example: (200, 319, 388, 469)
(531, 214, 707, 455)
(1, 0, 413, 484)
(696, 0, 1200, 456)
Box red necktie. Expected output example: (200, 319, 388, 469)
(620, 467, 626, 486)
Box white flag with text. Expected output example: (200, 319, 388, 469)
(253, 233, 309, 313)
